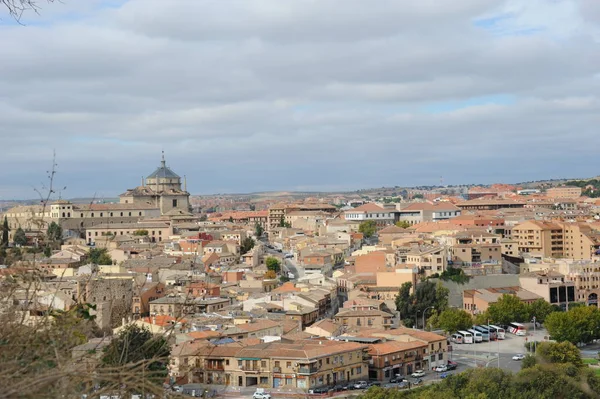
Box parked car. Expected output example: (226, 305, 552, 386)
(354, 381, 369, 389)
(434, 365, 448, 372)
(398, 381, 409, 389)
(440, 372, 450, 379)
(367, 381, 381, 388)
(411, 370, 426, 378)
(308, 387, 330, 394)
(412, 378, 423, 386)
(253, 391, 271, 399)
(512, 354, 526, 361)
(446, 361, 458, 370)
(332, 384, 345, 392)
(390, 376, 406, 383)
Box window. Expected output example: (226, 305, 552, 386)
(438, 353, 443, 360)
(261, 361, 266, 368)
(275, 361, 280, 367)
(173, 199, 178, 208)
(129, 212, 132, 217)
(225, 360, 229, 366)
(139, 212, 142, 216)
(286, 361, 291, 368)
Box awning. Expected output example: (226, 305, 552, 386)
(239, 358, 261, 361)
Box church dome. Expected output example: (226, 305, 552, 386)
(146, 153, 180, 180)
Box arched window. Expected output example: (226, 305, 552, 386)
(62, 212, 65, 217)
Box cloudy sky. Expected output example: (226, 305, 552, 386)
(1, 0, 599, 199)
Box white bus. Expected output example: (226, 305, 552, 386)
(488, 325, 505, 340)
(467, 329, 483, 343)
(472, 325, 490, 342)
(508, 322, 527, 336)
(457, 330, 474, 344)
(479, 325, 496, 341)
(451, 333, 464, 344)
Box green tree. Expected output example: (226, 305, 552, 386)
(435, 308, 473, 334)
(535, 341, 583, 368)
(279, 216, 291, 228)
(395, 220, 411, 229)
(266, 257, 281, 273)
(199, 214, 208, 222)
(395, 282, 412, 323)
(229, 216, 234, 223)
(88, 248, 113, 265)
(527, 298, 556, 323)
(359, 220, 377, 238)
(413, 193, 424, 199)
(486, 294, 529, 325)
(395, 280, 449, 329)
(255, 222, 264, 238)
(1, 216, 9, 247)
(545, 310, 579, 344)
(240, 237, 255, 255)
(46, 221, 63, 244)
(43, 246, 52, 258)
(133, 229, 148, 236)
(521, 354, 537, 370)
(101, 324, 170, 384)
(13, 227, 27, 246)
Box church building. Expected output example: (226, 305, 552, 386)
(119, 153, 190, 216)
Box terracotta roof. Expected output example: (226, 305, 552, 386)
(368, 340, 426, 356)
(350, 203, 386, 212)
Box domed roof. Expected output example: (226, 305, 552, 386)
(147, 153, 180, 180)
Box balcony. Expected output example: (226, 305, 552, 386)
(298, 366, 319, 375)
(273, 366, 282, 373)
(239, 365, 262, 373)
(205, 363, 224, 371)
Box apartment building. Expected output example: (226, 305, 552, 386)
(268, 203, 337, 231)
(334, 309, 394, 330)
(367, 340, 428, 381)
(149, 296, 230, 318)
(405, 245, 447, 275)
(233, 340, 369, 389)
(546, 186, 582, 199)
(344, 203, 396, 228)
(85, 220, 173, 245)
(3, 200, 161, 239)
(396, 202, 460, 225)
(463, 287, 542, 315)
(519, 270, 575, 309)
(456, 199, 526, 211)
(521, 259, 600, 307)
(512, 220, 600, 260)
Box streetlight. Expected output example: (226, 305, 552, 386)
(532, 316, 537, 354)
(415, 310, 420, 329)
(422, 306, 435, 331)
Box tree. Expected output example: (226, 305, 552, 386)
(279, 216, 291, 228)
(266, 257, 281, 273)
(1, 216, 9, 247)
(359, 220, 377, 238)
(413, 194, 424, 199)
(43, 246, 52, 258)
(535, 341, 583, 368)
(395, 280, 449, 328)
(133, 229, 148, 236)
(2, 0, 58, 22)
(199, 214, 208, 222)
(395, 220, 411, 229)
(395, 282, 412, 322)
(255, 222, 264, 238)
(88, 248, 113, 265)
(545, 306, 600, 345)
(240, 237, 255, 255)
(527, 298, 556, 324)
(101, 324, 170, 384)
(486, 294, 529, 325)
(264, 270, 277, 279)
(46, 221, 62, 244)
(229, 216, 234, 223)
(435, 308, 473, 334)
(13, 227, 27, 246)
(521, 354, 537, 370)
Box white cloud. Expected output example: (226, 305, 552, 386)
(0, 0, 599, 198)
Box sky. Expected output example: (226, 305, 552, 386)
(1, 0, 599, 199)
